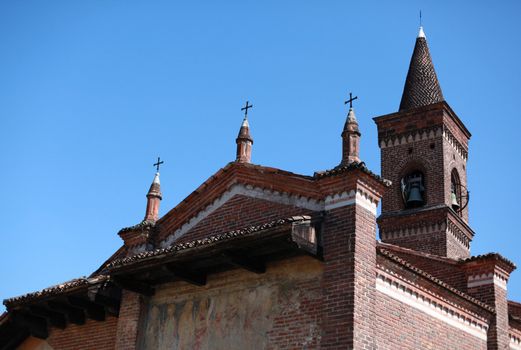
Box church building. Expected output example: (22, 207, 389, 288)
(1, 26, 520, 350)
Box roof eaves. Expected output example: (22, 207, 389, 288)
(461, 253, 517, 273)
(106, 215, 314, 271)
(3, 275, 109, 309)
(314, 161, 391, 187)
(378, 247, 495, 313)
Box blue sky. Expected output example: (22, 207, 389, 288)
(1, 1, 520, 310)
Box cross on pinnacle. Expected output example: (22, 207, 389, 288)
(344, 92, 358, 109)
(153, 157, 164, 172)
(241, 100, 253, 118)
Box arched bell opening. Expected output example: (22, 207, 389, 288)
(400, 170, 426, 209)
(450, 169, 469, 216)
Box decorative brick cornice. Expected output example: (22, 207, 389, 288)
(377, 124, 468, 161)
(462, 253, 517, 273)
(447, 219, 471, 248)
(161, 183, 324, 247)
(378, 248, 494, 312)
(324, 188, 379, 214)
(380, 221, 446, 240)
(161, 178, 382, 246)
(511, 333, 521, 350)
(379, 218, 471, 249)
(376, 269, 489, 340)
(467, 272, 508, 290)
(379, 125, 442, 149)
(442, 125, 468, 160)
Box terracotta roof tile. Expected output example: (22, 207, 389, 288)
(378, 247, 494, 313)
(3, 275, 109, 309)
(106, 215, 313, 270)
(399, 33, 444, 111)
(462, 253, 516, 272)
(314, 161, 391, 186)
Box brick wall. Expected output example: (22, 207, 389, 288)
(321, 203, 377, 349)
(375, 103, 472, 258)
(174, 195, 312, 244)
(375, 292, 487, 349)
(464, 261, 512, 350)
(115, 290, 145, 350)
(46, 316, 118, 350)
(375, 254, 490, 350)
(379, 243, 468, 291)
(136, 256, 324, 350)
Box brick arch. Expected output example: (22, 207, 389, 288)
(396, 157, 434, 209)
(450, 168, 463, 216)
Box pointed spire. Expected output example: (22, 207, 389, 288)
(399, 27, 444, 111)
(144, 170, 162, 223)
(236, 101, 254, 163)
(341, 107, 361, 165)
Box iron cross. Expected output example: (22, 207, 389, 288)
(153, 157, 164, 172)
(344, 92, 358, 109)
(241, 100, 253, 118)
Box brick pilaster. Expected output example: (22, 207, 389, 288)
(115, 290, 145, 350)
(463, 257, 515, 350)
(321, 191, 378, 349)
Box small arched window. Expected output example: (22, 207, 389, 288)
(401, 171, 425, 209)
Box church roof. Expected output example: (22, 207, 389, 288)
(377, 246, 495, 313)
(399, 27, 444, 111)
(3, 276, 110, 309)
(106, 215, 316, 271)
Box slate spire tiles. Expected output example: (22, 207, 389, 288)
(399, 27, 444, 111)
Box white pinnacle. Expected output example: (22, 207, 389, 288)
(347, 108, 357, 122)
(418, 26, 426, 38)
(153, 172, 160, 185)
(241, 116, 250, 128)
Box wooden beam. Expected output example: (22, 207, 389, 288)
(93, 294, 120, 315)
(162, 265, 207, 286)
(112, 277, 155, 297)
(224, 252, 266, 274)
(67, 297, 106, 321)
(28, 306, 66, 329)
(0, 327, 30, 350)
(12, 312, 48, 339)
(47, 301, 85, 325)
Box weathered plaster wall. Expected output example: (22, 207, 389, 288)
(138, 256, 323, 350)
(17, 337, 54, 350)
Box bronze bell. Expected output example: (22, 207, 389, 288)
(407, 184, 424, 206)
(451, 191, 460, 210)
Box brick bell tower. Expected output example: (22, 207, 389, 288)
(374, 27, 473, 259)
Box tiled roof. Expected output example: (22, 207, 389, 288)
(462, 253, 517, 272)
(378, 247, 495, 313)
(314, 161, 391, 186)
(118, 220, 156, 234)
(3, 275, 109, 309)
(106, 215, 313, 270)
(399, 33, 444, 111)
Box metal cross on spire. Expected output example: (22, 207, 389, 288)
(344, 92, 358, 109)
(241, 100, 253, 118)
(153, 157, 164, 172)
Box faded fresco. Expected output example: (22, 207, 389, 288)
(138, 256, 323, 350)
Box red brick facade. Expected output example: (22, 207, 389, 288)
(3, 28, 520, 350)
(375, 103, 474, 259)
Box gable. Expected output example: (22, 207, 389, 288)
(172, 194, 315, 244)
